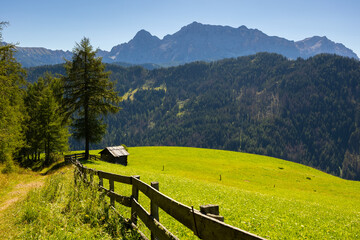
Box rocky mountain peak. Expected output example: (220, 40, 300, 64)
(130, 29, 160, 45)
(295, 36, 357, 59)
(10, 22, 360, 67)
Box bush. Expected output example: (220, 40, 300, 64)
(1, 155, 15, 174)
(121, 144, 129, 152)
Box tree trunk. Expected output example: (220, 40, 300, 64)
(84, 96, 89, 160)
(85, 131, 89, 160)
(84, 51, 89, 160)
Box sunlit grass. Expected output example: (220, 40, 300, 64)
(82, 146, 360, 239)
(0, 164, 46, 239)
(12, 168, 141, 239)
(0, 164, 37, 200)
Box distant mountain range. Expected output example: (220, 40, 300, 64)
(9, 22, 359, 67)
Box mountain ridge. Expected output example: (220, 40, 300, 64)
(10, 22, 359, 67)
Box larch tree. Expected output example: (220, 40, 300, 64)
(0, 22, 26, 172)
(62, 37, 121, 159)
(24, 73, 69, 166)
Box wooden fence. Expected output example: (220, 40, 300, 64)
(65, 154, 265, 240)
(68, 153, 101, 161)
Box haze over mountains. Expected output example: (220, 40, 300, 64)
(11, 22, 359, 67)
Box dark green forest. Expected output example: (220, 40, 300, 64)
(26, 53, 360, 180)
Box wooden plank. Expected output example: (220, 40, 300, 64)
(107, 206, 148, 240)
(132, 177, 265, 240)
(132, 177, 196, 234)
(151, 182, 160, 240)
(206, 213, 224, 222)
(89, 154, 101, 161)
(132, 198, 179, 240)
(113, 193, 131, 208)
(97, 170, 132, 184)
(109, 179, 115, 206)
(131, 222, 150, 240)
(82, 166, 87, 182)
(200, 205, 219, 215)
(90, 171, 94, 184)
(200, 205, 224, 222)
(99, 186, 132, 207)
(99, 176, 103, 188)
(131, 175, 140, 225)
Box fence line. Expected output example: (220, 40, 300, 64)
(65, 153, 265, 240)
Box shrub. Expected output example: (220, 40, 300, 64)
(1, 154, 15, 174)
(121, 144, 129, 152)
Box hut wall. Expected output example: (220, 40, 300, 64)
(101, 152, 127, 166)
(114, 156, 128, 166)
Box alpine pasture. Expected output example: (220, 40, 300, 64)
(81, 146, 360, 239)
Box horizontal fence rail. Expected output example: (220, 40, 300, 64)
(65, 153, 265, 240)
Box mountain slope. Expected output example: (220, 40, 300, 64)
(26, 53, 360, 180)
(14, 47, 72, 67)
(12, 22, 359, 67)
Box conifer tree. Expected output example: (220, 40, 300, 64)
(0, 22, 26, 171)
(62, 38, 121, 159)
(24, 73, 69, 166)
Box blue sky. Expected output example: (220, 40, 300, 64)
(1, 0, 360, 57)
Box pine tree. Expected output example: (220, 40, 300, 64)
(62, 38, 121, 159)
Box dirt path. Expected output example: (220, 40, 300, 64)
(0, 175, 47, 214)
(0, 173, 48, 239)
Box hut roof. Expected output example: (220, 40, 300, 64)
(99, 146, 129, 157)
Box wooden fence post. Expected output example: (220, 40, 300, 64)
(83, 167, 87, 183)
(74, 167, 78, 186)
(99, 175, 103, 188)
(90, 170, 94, 184)
(131, 175, 140, 225)
(109, 179, 115, 207)
(200, 204, 224, 222)
(150, 182, 159, 240)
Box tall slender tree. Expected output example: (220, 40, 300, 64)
(62, 38, 121, 159)
(0, 22, 26, 171)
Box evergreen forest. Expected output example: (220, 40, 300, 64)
(26, 53, 360, 180)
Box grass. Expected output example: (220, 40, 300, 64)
(10, 166, 141, 239)
(0, 161, 142, 239)
(82, 146, 360, 239)
(0, 164, 40, 203)
(0, 164, 47, 239)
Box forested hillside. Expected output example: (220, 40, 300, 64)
(26, 53, 360, 180)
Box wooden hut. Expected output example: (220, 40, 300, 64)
(99, 146, 129, 166)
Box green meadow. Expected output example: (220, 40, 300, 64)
(82, 146, 360, 239)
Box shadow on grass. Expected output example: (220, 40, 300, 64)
(41, 161, 72, 175)
(39, 157, 102, 176)
(79, 159, 101, 165)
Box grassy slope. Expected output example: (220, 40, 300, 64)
(0, 163, 141, 240)
(83, 146, 360, 239)
(0, 165, 48, 239)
